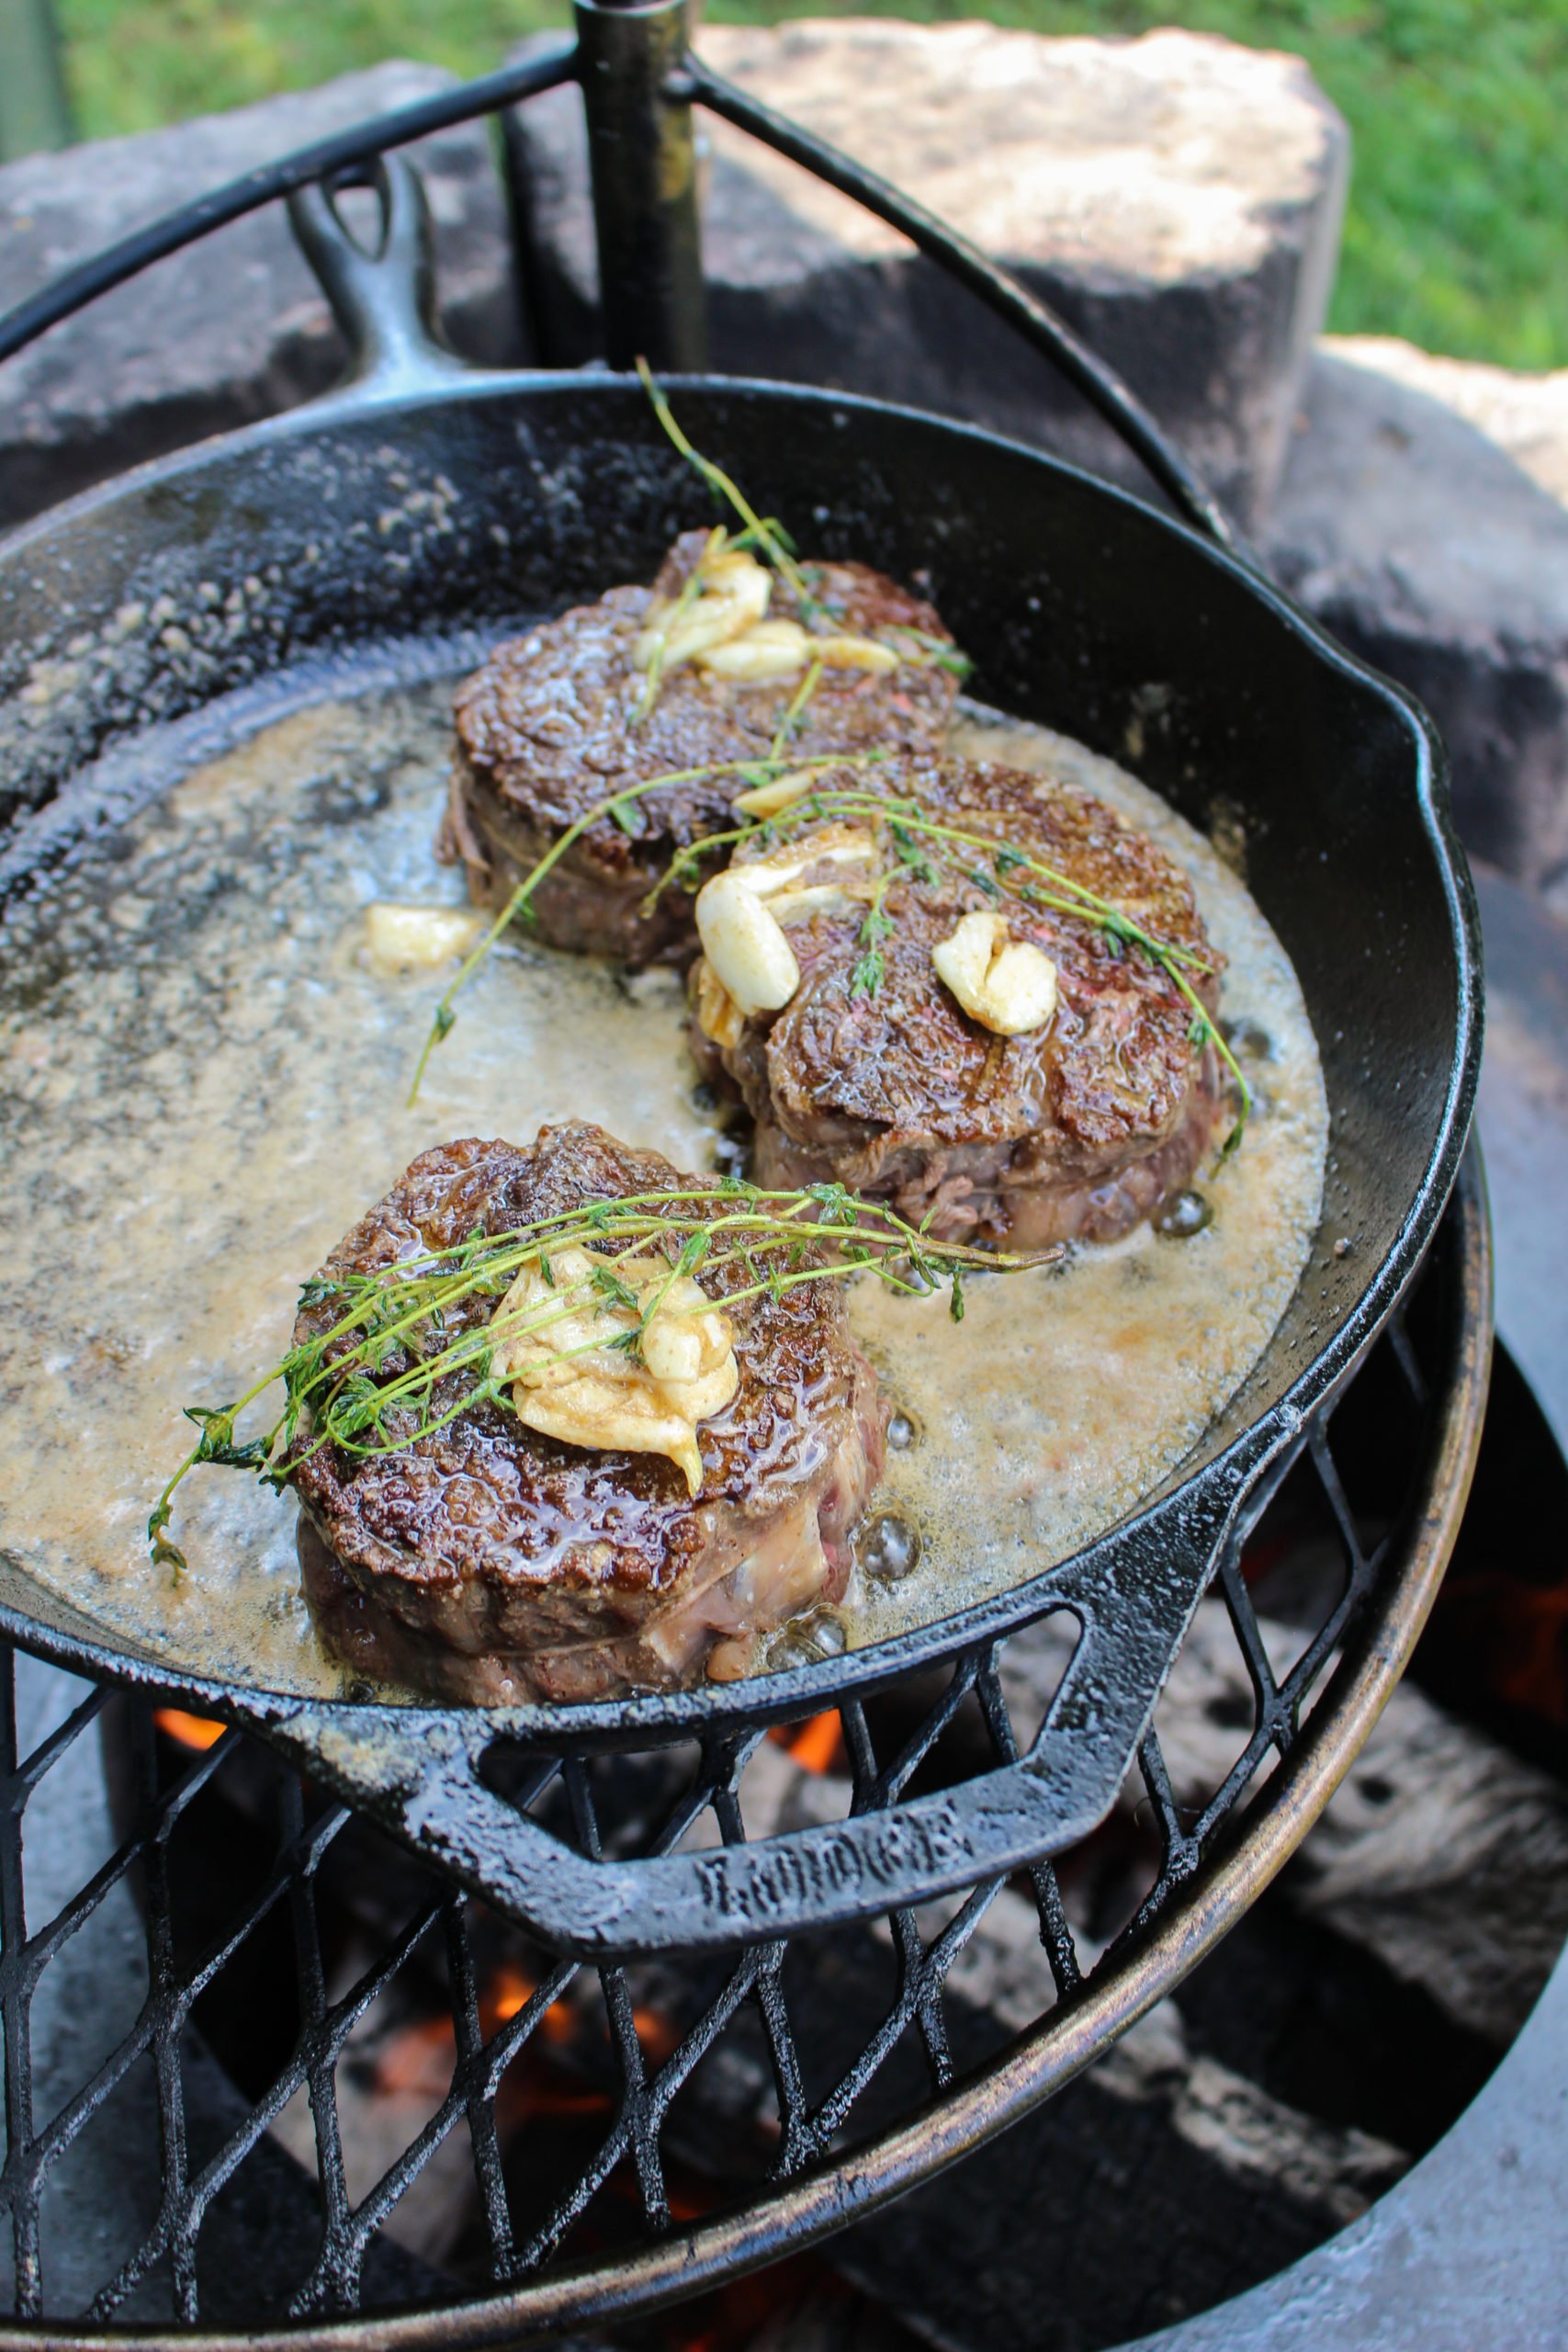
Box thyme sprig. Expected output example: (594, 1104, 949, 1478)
(770, 656, 825, 760)
(637, 363, 970, 683)
(632, 540, 710, 725)
(149, 1178, 1054, 1577)
(637, 356, 815, 605)
(663, 786, 1252, 1163)
(409, 751, 865, 1103)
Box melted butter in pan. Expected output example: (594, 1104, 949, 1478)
(843, 706, 1326, 1644)
(0, 676, 1325, 1699)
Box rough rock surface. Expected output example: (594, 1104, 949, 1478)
(1264, 344, 1568, 889)
(507, 19, 1348, 524)
(0, 62, 521, 533)
(1326, 335, 1568, 507)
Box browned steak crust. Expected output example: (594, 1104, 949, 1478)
(289, 1122, 887, 1704)
(693, 761, 1226, 1249)
(445, 534, 958, 967)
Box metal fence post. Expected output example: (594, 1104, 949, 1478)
(0, 0, 73, 162)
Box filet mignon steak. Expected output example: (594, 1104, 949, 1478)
(444, 534, 957, 967)
(290, 1121, 888, 1703)
(690, 760, 1227, 1249)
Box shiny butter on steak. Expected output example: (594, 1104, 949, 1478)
(290, 1122, 888, 1704)
(690, 759, 1227, 1251)
(443, 532, 958, 968)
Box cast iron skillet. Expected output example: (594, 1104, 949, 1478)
(0, 163, 1481, 1957)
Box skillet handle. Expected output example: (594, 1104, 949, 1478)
(287, 154, 476, 405)
(262, 1433, 1287, 1962)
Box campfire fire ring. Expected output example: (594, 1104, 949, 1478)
(0, 10, 1499, 2340)
(0, 1156, 1490, 2338)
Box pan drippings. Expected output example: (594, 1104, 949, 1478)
(0, 664, 1326, 1700)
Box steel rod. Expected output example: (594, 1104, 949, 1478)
(575, 0, 707, 372)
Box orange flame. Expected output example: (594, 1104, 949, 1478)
(485, 1965, 675, 2064)
(768, 1710, 844, 1775)
(153, 1708, 226, 1752)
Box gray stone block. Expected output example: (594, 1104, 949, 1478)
(1263, 346, 1568, 892)
(0, 62, 521, 532)
(507, 19, 1348, 525)
(1325, 336, 1568, 508)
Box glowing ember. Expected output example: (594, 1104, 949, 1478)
(484, 1962, 576, 2044)
(373, 2014, 455, 2101)
(635, 2005, 679, 2064)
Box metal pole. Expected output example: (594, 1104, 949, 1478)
(0, 0, 73, 161)
(574, 0, 706, 372)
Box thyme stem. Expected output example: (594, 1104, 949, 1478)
(637, 357, 813, 604)
(770, 658, 823, 762)
(152, 1178, 1055, 1575)
(666, 786, 1252, 1162)
(411, 756, 807, 1104)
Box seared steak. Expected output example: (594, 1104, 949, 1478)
(444, 533, 957, 967)
(691, 761, 1227, 1249)
(290, 1122, 887, 1704)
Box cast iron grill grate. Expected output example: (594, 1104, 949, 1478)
(0, 1174, 1486, 2334)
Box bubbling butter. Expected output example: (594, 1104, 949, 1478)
(0, 667, 1325, 1700)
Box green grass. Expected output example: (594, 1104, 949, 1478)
(54, 0, 1568, 369)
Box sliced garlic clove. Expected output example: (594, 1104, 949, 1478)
(641, 1313, 703, 1386)
(694, 956, 747, 1049)
(633, 550, 773, 673)
(700, 546, 761, 582)
(986, 940, 1059, 1034)
(516, 1375, 711, 1496)
(931, 910, 1058, 1036)
(491, 1246, 738, 1495)
(813, 633, 900, 673)
(362, 903, 485, 975)
(632, 611, 670, 670)
(730, 822, 879, 901)
(698, 619, 813, 681)
(732, 766, 818, 818)
(769, 883, 869, 921)
(695, 870, 801, 1016)
(661, 589, 768, 668)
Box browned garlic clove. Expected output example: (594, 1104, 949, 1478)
(729, 822, 880, 921)
(361, 903, 485, 975)
(731, 766, 818, 818)
(490, 1244, 737, 1495)
(632, 540, 773, 675)
(813, 633, 899, 673)
(693, 956, 747, 1049)
(931, 910, 1058, 1036)
(694, 871, 802, 1016)
(632, 530, 904, 691)
(699, 619, 813, 680)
